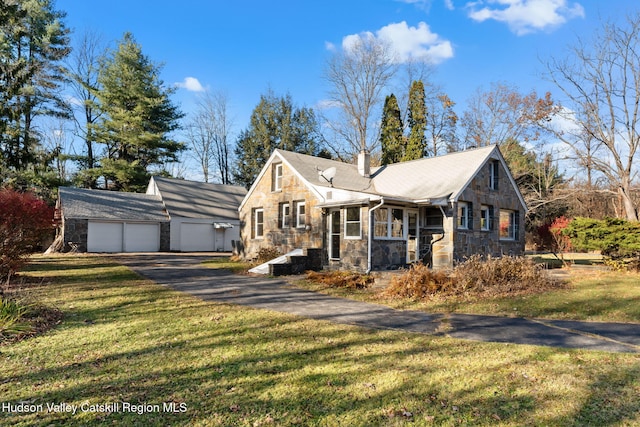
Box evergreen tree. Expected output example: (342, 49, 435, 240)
(233, 91, 320, 188)
(0, 0, 70, 190)
(405, 80, 426, 161)
(380, 94, 404, 165)
(91, 33, 184, 191)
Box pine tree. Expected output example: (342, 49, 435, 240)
(233, 91, 319, 188)
(92, 32, 184, 191)
(405, 80, 426, 161)
(380, 94, 404, 165)
(0, 0, 70, 189)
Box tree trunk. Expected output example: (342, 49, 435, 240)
(619, 186, 639, 221)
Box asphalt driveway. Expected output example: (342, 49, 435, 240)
(116, 254, 640, 354)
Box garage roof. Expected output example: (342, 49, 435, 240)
(59, 187, 169, 221)
(149, 176, 247, 220)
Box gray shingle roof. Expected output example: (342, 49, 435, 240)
(59, 187, 169, 221)
(372, 145, 497, 200)
(151, 176, 247, 220)
(275, 145, 498, 202)
(276, 150, 375, 193)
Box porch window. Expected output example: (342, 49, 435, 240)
(374, 207, 404, 239)
(272, 163, 283, 191)
(499, 209, 519, 240)
(481, 204, 494, 231)
(457, 201, 473, 230)
(296, 201, 306, 228)
(253, 208, 264, 238)
(344, 207, 361, 238)
(424, 207, 443, 229)
(280, 203, 290, 228)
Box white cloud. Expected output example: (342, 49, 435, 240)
(466, 0, 585, 35)
(176, 76, 205, 92)
(341, 21, 454, 65)
(444, 0, 455, 10)
(325, 41, 336, 51)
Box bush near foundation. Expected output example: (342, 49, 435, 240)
(0, 189, 55, 285)
(384, 255, 562, 300)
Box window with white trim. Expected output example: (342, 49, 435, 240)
(344, 207, 361, 238)
(374, 207, 404, 239)
(280, 203, 290, 228)
(481, 204, 493, 231)
(296, 201, 306, 228)
(457, 201, 472, 230)
(253, 208, 264, 238)
(499, 209, 519, 240)
(272, 163, 283, 191)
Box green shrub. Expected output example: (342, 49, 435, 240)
(0, 296, 33, 340)
(384, 256, 562, 300)
(563, 217, 640, 271)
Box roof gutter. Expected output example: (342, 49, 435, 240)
(367, 197, 385, 274)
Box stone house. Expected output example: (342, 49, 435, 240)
(238, 145, 527, 271)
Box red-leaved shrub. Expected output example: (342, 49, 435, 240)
(0, 188, 55, 284)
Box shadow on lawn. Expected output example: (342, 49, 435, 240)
(3, 258, 640, 426)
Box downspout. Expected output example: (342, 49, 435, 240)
(367, 198, 385, 273)
(429, 206, 448, 264)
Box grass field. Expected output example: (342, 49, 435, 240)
(1, 255, 639, 426)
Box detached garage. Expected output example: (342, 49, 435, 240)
(146, 176, 246, 252)
(57, 187, 169, 253)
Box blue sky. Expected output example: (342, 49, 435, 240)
(56, 0, 630, 157)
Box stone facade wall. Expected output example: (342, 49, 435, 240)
(326, 206, 369, 272)
(62, 218, 88, 252)
(371, 239, 406, 270)
(430, 206, 455, 270)
(160, 222, 170, 251)
(239, 161, 324, 260)
(452, 158, 525, 263)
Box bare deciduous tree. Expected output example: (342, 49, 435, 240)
(66, 30, 106, 182)
(186, 90, 234, 183)
(460, 82, 556, 149)
(543, 13, 640, 221)
(323, 34, 397, 158)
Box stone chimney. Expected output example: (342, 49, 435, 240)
(357, 150, 370, 178)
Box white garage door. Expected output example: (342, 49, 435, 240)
(88, 222, 123, 252)
(180, 223, 214, 251)
(124, 223, 160, 252)
(88, 222, 160, 252)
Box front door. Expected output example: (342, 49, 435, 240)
(329, 209, 340, 260)
(407, 210, 418, 263)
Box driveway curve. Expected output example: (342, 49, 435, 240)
(116, 254, 640, 354)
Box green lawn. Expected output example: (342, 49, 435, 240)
(1, 256, 639, 426)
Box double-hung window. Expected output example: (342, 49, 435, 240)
(457, 201, 473, 230)
(489, 161, 499, 190)
(280, 203, 290, 228)
(272, 163, 283, 191)
(296, 201, 306, 228)
(253, 208, 264, 238)
(481, 204, 493, 231)
(344, 207, 361, 238)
